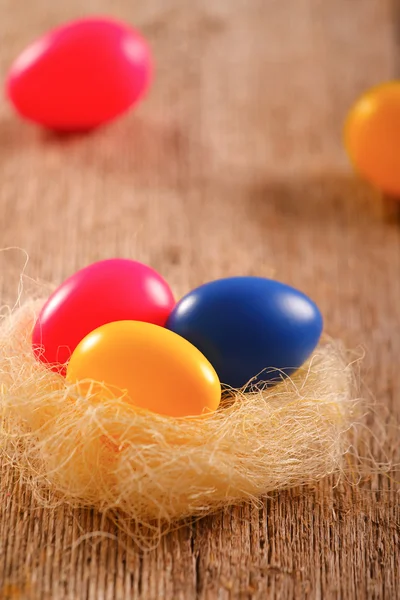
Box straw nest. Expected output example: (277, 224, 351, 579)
(0, 300, 359, 526)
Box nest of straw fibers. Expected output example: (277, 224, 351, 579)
(0, 300, 359, 525)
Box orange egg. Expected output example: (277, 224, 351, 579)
(344, 81, 400, 195)
(66, 321, 221, 417)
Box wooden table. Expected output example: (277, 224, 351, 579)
(0, 0, 399, 597)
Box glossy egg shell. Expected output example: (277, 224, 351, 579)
(32, 259, 175, 370)
(66, 320, 221, 417)
(166, 277, 323, 389)
(344, 81, 400, 196)
(6, 17, 152, 131)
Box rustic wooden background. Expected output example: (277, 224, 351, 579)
(1, 0, 399, 598)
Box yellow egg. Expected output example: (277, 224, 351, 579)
(65, 320, 221, 417)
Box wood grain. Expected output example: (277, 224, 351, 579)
(0, 0, 399, 598)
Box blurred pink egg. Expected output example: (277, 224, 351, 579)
(6, 17, 152, 131)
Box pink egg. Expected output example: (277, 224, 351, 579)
(6, 17, 152, 131)
(32, 259, 175, 373)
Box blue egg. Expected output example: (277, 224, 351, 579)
(166, 277, 323, 389)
